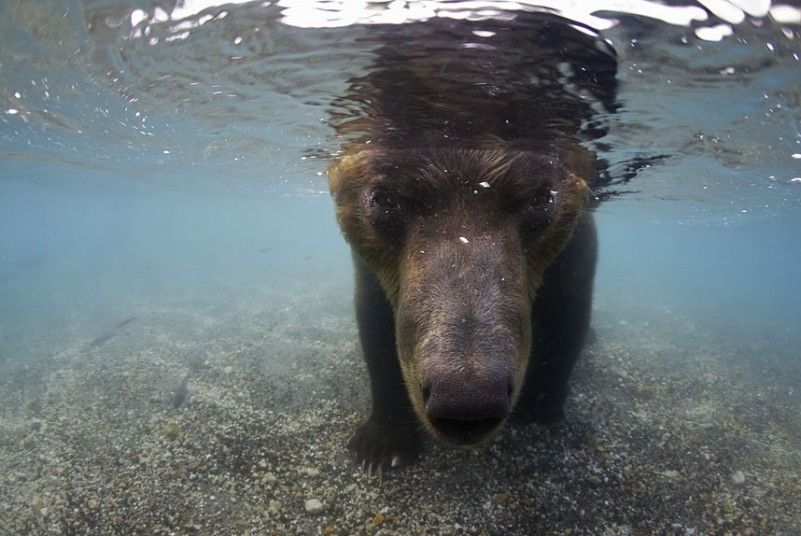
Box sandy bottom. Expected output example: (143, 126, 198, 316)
(1, 275, 799, 535)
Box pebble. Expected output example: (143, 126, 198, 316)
(731, 470, 746, 486)
(305, 499, 324, 514)
(268, 500, 282, 516)
(661, 469, 681, 479)
(299, 467, 320, 477)
(491, 493, 509, 505)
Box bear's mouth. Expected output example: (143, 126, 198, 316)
(429, 417, 506, 444)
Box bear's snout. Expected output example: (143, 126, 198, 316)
(395, 230, 531, 445)
(422, 374, 514, 444)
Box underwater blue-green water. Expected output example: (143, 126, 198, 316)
(1, 2, 800, 533)
(2, 0, 799, 353)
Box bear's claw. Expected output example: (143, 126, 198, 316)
(348, 417, 422, 475)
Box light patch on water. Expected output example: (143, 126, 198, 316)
(118, 0, 801, 95)
(276, 1, 715, 30)
(124, 0, 801, 41)
(122, 1, 752, 39)
(771, 3, 801, 23)
(698, 0, 747, 23)
(695, 22, 734, 40)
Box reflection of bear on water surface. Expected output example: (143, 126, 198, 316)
(327, 11, 618, 472)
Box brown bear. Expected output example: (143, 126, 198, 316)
(327, 12, 617, 472)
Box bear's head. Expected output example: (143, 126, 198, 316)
(329, 141, 592, 444)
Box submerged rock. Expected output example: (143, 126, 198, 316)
(304, 499, 324, 515)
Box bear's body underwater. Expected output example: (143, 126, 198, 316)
(327, 12, 618, 471)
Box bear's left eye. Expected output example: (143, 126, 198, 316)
(521, 190, 555, 232)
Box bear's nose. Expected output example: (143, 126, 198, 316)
(422, 376, 513, 444)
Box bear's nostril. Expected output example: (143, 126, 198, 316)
(423, 375, 512, 444)
(421, 383, 432, 407)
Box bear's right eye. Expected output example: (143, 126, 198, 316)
(368, 189, 409, 239)
(370, 190, 404, 214)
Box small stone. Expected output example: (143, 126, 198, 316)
(30, 418, 43, 431)
(491, 493, 509, 505)
(187, 460, 202, 471)
(305, 498, 324, 514)
(162, 421, 182, 440)
(299, 467, 320, 477)
(263, 472, 277, 484)
(223, 366, 234, 375)
(731, 470, 746, 485)
(268, 500, 281, 515)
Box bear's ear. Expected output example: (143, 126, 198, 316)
(548, 170, 590, 237)
(562, 144, 596, 188)
(566, 171, 590, 200)
(328, 150, 373, 201)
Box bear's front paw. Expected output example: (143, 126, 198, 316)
(348, 417, 422, 475)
